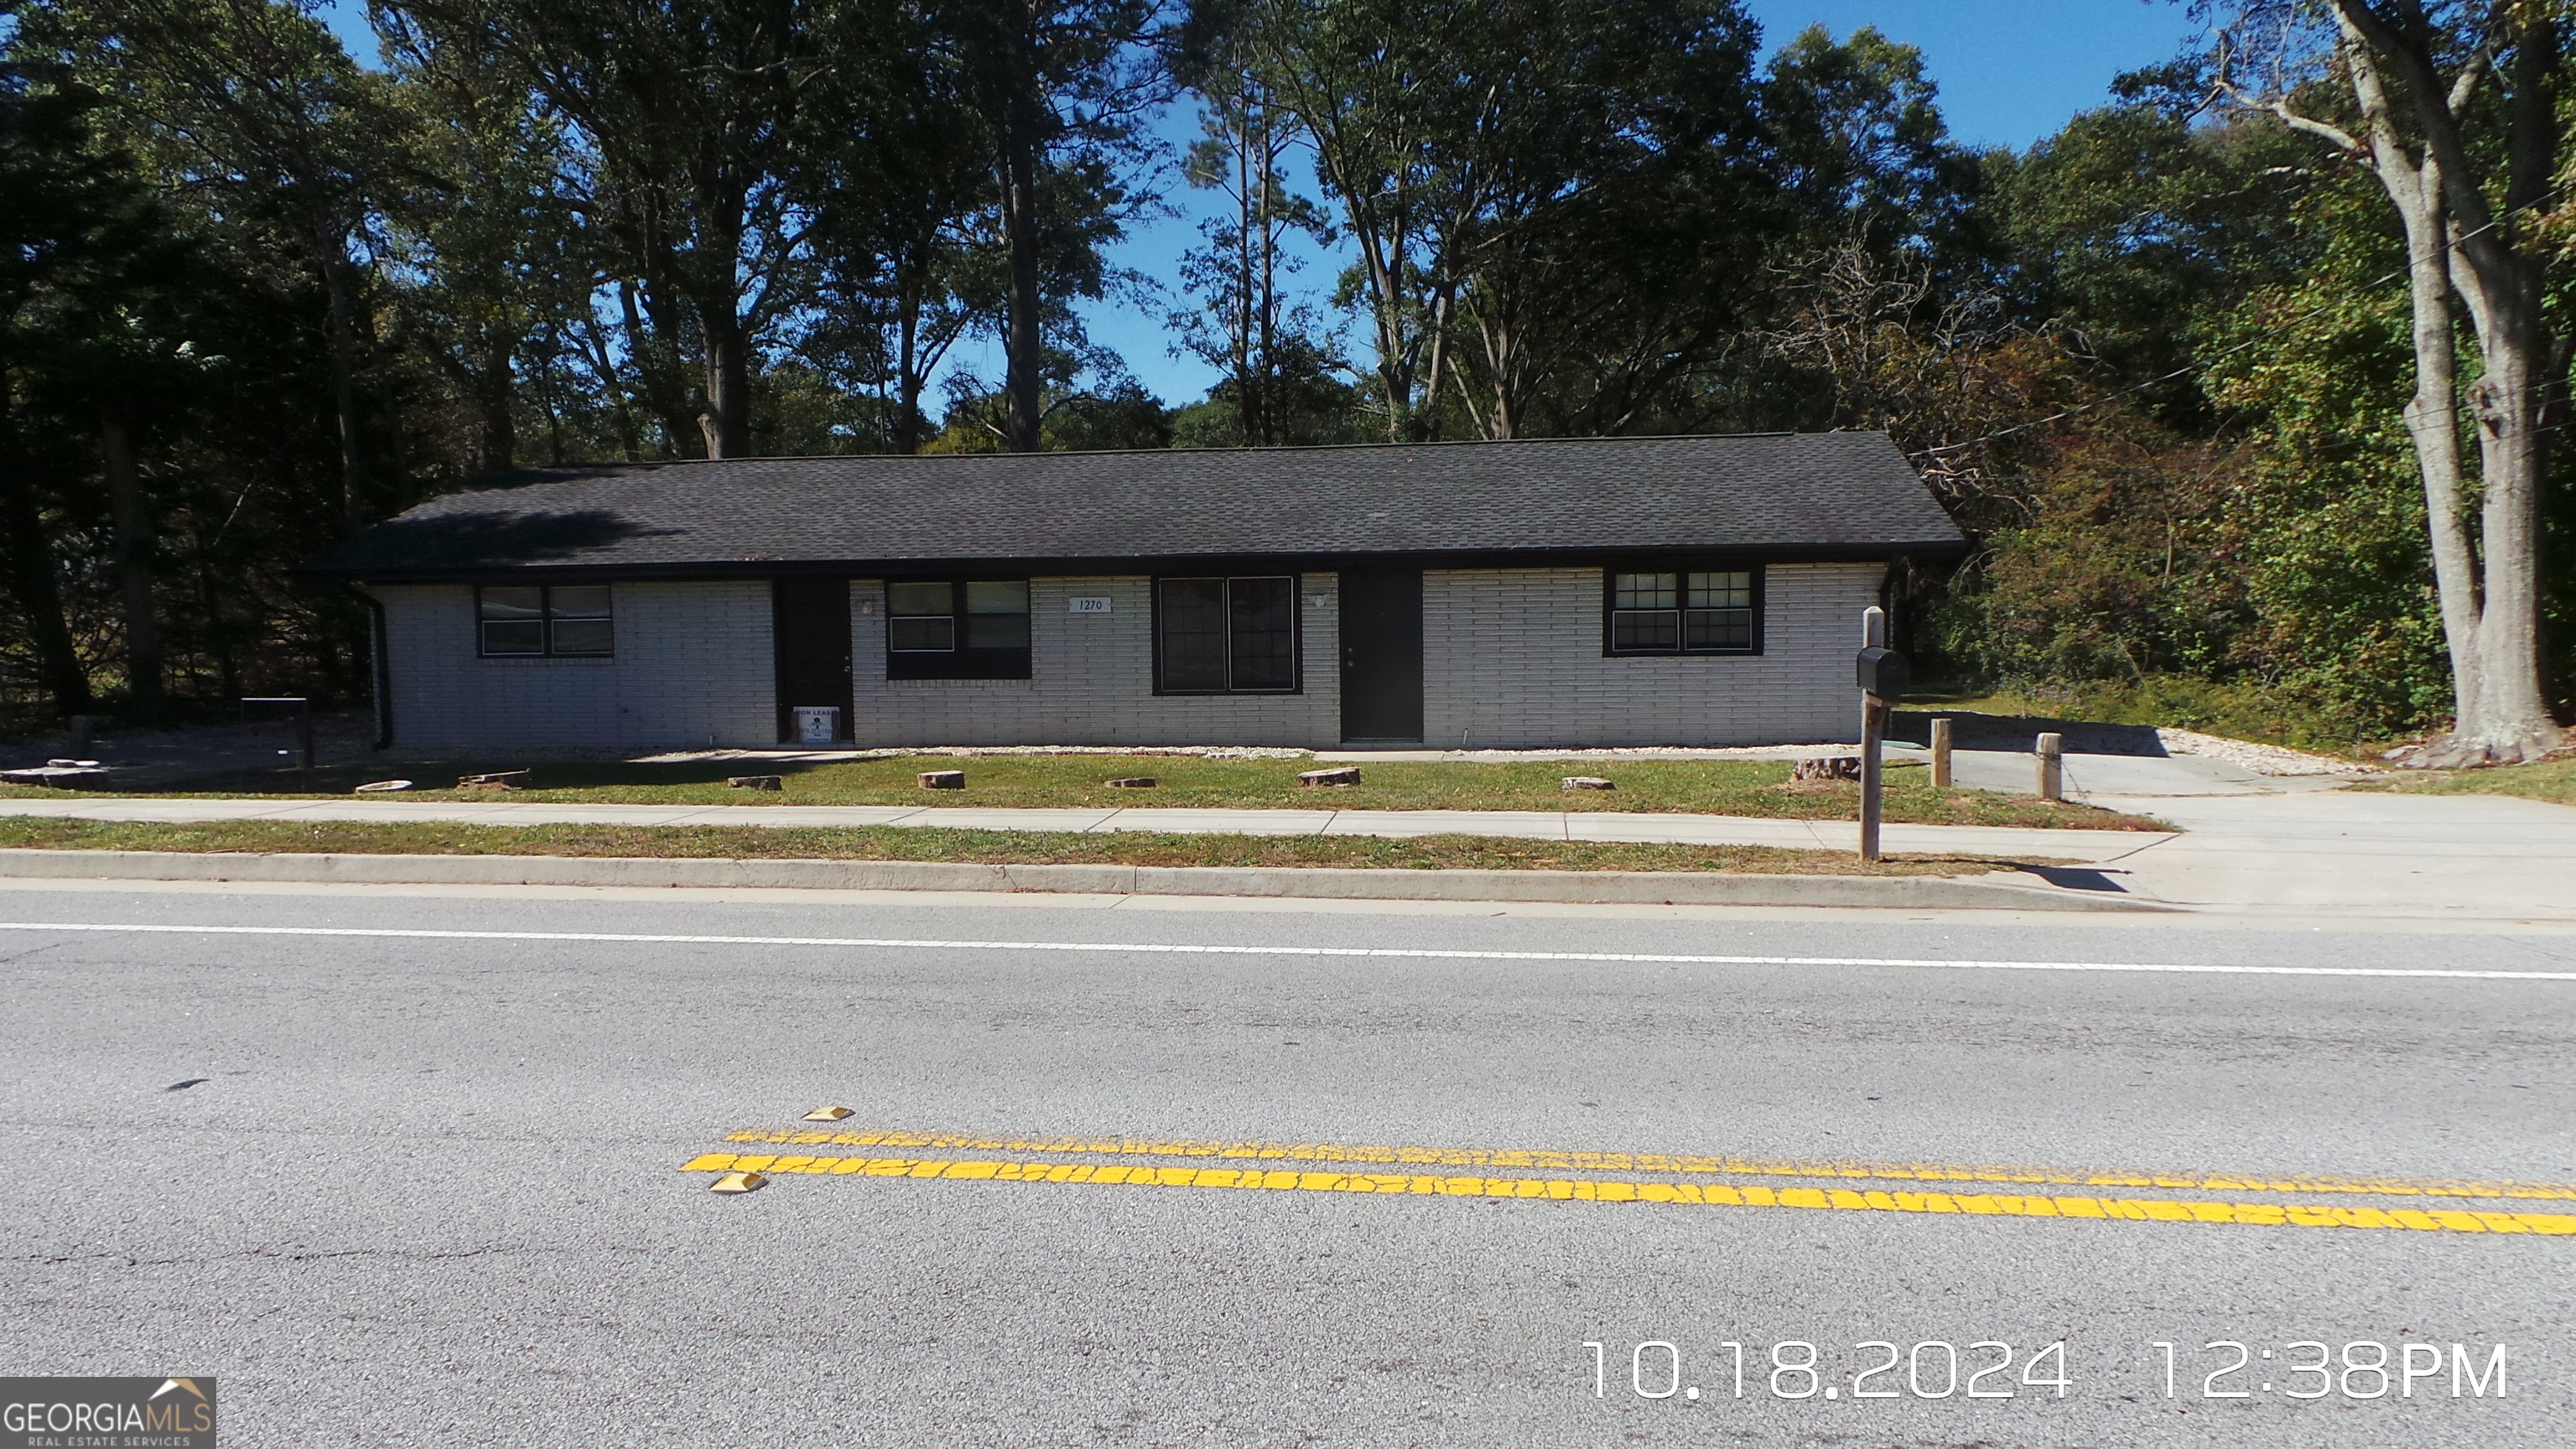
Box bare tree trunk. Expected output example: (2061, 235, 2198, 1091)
(474, 331, 515, 473)
(2333, 8, 2565, 764)
(700, 309, 753, 459)
(100, 408, 164, 721)
(0, 425, 91, 715)
(1253, 106, 1280, 446)
(1298, 111, 1412, 439)
(319, 243, 365, 523)
(896, 286, 926, 454)
(1233, 100, 1259, 444)
(1000, 116, 1046, 454)
(2245, 7, 2568, 764)
(621, 280, 701, 457)
(574, 311, 644, 462)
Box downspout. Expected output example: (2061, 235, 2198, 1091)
(351, 583, 392, 750)
(1878, 558, 1908, 654)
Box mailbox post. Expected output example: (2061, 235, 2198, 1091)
(1854, 609, 1910, 862)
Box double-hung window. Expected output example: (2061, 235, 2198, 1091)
(1156, 576, 1298, 693)
(1604, 567, 1760, 656)
(478, 584, 613, 657)
(886, 579, 1032, 679)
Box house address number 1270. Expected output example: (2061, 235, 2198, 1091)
(1067, 597, 1113, 614)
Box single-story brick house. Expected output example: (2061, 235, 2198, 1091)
(299, 434, 1964, 750)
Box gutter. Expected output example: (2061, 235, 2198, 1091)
(293, 540, 1977, 586)
(349, 584, 392, 750)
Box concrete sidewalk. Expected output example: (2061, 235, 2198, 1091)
(8, 786, 2572, 920)
(0, 794, 2160, 863)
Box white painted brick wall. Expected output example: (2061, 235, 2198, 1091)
(372, 581, 774, 748)
(374, 564, 1876, 750)
(844, 575, 1343, 746)
(1420, 564, 1881, 748)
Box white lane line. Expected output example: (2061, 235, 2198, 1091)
(0, 921, 2568, 981)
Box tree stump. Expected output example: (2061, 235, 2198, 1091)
(919, 770, 965, 789)
(728, 775, 783, 791)
(458, 770, 530, 790)
(1297, 766, 1362, 787)
(1561, 776, 1615, 790)
(1104, 777, 1157, 788)
(1789, 756, 1862, 782)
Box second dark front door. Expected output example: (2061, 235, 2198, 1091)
(1339, 569, 1424, 743)
(772, 578, 854, 743)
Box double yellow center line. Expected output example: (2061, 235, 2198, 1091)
(681, 1126, 2576, 1237)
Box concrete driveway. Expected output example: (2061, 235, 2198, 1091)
(2072, 789, 2576, 919)
(1899, 740, 2351, 797)
(1882, 728, 2576, 919)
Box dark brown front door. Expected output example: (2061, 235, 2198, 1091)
(772, 579, 854, 743)
(1339, 569, 1424, 742)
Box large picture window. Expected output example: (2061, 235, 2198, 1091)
(886, 579, 1031, 679)
(1604, 567, 1761, 656)
(1157, 576, 1298, 693)
(478, 584, 613, 657)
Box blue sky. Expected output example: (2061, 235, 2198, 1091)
(312, 0, 2205, 407)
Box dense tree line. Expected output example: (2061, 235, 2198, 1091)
(2, 0, 2568, 755)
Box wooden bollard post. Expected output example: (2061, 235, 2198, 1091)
(2035, 731, 2064, 802)
(1929, 716, 1953, 787)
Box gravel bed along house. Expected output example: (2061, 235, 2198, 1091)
(2155, 728, 2381, 777)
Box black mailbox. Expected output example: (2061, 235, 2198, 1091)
(1856, 647, 1909, 703)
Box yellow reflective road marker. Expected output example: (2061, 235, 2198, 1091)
(708, 1170, 768, 1195)
(801, 1106, 854, 1122)
(714, 1127, 2576, 1203)
(675, 1152, 2576, 1236)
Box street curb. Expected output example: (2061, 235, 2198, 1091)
(0, 849, 2166, 911)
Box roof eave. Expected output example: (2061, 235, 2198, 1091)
(298, 538, 1971, 584)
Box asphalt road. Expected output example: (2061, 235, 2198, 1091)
(4, 882, 2573, 1447)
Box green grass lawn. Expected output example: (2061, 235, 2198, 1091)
(0, 753, 2169, 830)
(2349, 756, 2576, 808)
(0, 816, 2055, 876)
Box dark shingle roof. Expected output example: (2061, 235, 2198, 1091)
(301, 433, 1963, 579)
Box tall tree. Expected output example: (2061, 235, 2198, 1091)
(1233, 0, 1774, 441)
(0, 70, 160, 715)
(393, 0, 849, 460)
(2213, 0, 2567, 764)
(1441, 0, 1768, 439)
(29, 0, 407, 521)
(1762, 25, 1981, 266)
(1170, 0, 1341, 445)
(1231, 0, 1460, 439)
(804, 6, 1003, 454)
(943, 0, 1157, 452)
(378, 9, 600, 475)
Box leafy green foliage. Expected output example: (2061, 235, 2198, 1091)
(3, 2, 2565, 745)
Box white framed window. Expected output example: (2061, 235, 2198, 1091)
(1604, 568, 1760, 656)
(477, 584, 612, 657)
